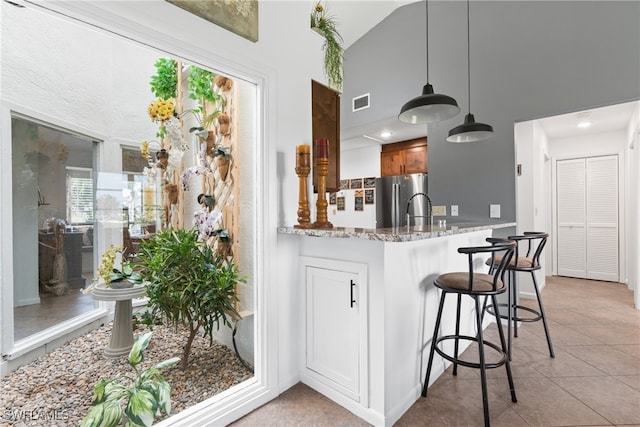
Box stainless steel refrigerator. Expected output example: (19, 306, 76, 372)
(375, 173, 429, 228)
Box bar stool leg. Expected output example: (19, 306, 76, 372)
(531, 272, 555, 358)
(512, 270, 519, 339)
(474, 296, 491, 427)
(507, 270, 513, 361)
(492, 294, 517, 403)
(453, 293, 462, 376)
(423, 290, 447, 397)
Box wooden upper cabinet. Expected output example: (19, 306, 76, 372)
(380, 137, 428, 176)
(312, 80, 340, 192)
(381, 150, 404, 176)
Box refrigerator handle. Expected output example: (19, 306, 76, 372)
(391, 183, 396, 227)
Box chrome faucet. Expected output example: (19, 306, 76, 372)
(406, 192, 433, 227)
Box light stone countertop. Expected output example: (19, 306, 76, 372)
(278, 222, 516, 243)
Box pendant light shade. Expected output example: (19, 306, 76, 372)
(446, 0, 493, 142)
(447, 113, 493, 143)
(399, 83, 460, 124)
(398, 1, 459, 124)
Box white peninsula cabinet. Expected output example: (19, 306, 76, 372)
(300, 257, 368, 407)
(280, 222, 515, 426)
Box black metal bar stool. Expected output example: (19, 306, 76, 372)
(423, 238, 517, 427)
(485, 232, 554, 359)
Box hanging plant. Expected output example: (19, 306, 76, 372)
(149, 58, 178, 101)
(311, 1, 344, 92)
(188, 66, 222, 128)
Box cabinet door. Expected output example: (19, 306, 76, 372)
(381, 150, 404, 177)
(404, 145, 428, 174)
(306, 266, 360, 400)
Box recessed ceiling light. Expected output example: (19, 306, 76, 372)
(380, 131, 392, 138)
(577, 111, 591, 128)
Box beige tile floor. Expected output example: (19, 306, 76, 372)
(232, 276, 640, 426)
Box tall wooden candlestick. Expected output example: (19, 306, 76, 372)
(312, 139, 333, 229)
(294, 145, 312, 229)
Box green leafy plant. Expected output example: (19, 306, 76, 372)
(137, 228, 243, 368)
(149, 58, 178, 101)
(187, 66, 222, 128)
(80, 332, 180, 427)
(133, 311, 163, 330)
(311, 1, 344, 92)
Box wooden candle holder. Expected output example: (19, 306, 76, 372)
(312, 140, 333, 229)
(295, 145, 312, 229)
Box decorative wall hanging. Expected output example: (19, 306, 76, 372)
(364, 177, 376, 188)
(354, 196, 363, 211)
(167, 0, 259, 42)
(365, 189, 375, 204)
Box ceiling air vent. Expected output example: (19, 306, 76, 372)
(352, 93, 370, 112)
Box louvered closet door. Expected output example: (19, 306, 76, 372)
(557, 159, 587, 278)
(556, 156, 619, 281)
(585, 156, 618, 281)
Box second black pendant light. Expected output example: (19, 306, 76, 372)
(398, 0, 460, 124)
(447, 0, 494, 143)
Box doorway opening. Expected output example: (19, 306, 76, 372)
(514, 100, 639, 306)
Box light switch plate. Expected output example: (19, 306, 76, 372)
(490, 204, 501, 218)
(451, 205, 459, 216)
(432, 205, 447, 216)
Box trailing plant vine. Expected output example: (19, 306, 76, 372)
(311, 1, 344, 92)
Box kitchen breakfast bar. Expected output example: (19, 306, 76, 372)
(278, 221, 515, 426)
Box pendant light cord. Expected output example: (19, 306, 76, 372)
(467, 0, 471, 115)
(425, 0, 429, 83)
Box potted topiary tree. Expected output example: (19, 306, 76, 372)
(136, 228, 243, 368)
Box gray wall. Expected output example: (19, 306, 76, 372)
(341, 1, 640, 223)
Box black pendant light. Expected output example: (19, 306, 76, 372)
(447, 0, 493, 142)
(398, 0, 460, 124)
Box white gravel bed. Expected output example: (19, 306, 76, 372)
(0, 322, 253, 426)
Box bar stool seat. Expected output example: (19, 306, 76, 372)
(484, 232, 554, 359)
(423, 238, 517, 427)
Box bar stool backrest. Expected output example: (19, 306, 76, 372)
(507, 232, 549, 271)
(457, 238, 516, 292)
